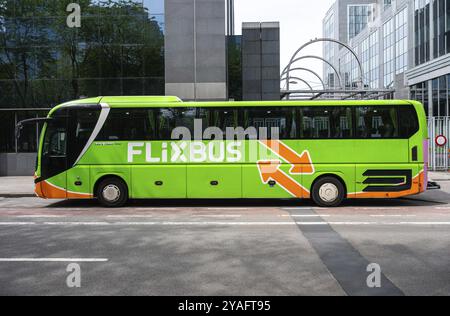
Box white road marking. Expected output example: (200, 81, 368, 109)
(434, 207, 450, 210)
(192, 214, 242, 218)
(0, 222, 36, 226)
(283, 207, 329, 210)
(43, 222, 110, 226)
(133, 208, 178, 211)
(369, 214, 417, 217)
(206, 208, 249, 210)
(0, 220, 450, 226)
(15, 215, 66, 218)
(106, 215, 154, 218)
(281, 214, 331, 217)
(0, 258, 108, 262)
(352, 207, 406, 210)
(398, 222, 450, 225)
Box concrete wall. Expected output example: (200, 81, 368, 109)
(0, 153, 36, 176)
(242, 22, 280, 101)
(165, 0, 227, 100)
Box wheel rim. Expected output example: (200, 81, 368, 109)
(318, 183, 339, 203)
(102, 184, 121, 203)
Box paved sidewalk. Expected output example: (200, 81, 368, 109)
(429, 171, 450, 181)
(0, 177, 35, 197)
(0, 172, 450, 197)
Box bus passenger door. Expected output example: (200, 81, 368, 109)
(40, 113, 68, 198)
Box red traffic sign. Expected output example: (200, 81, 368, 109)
(435, 135, 447, 147)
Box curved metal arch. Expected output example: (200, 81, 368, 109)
(282, 76, 314, 92)
(285, 38, 364, 93)
(281, 55, 343, 88)
(281, 67, 326, 90)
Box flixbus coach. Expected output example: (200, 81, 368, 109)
(18, 96, 431, 207)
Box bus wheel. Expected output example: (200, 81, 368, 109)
(97, 178, 128, 208)
(311, 177, 345, 207)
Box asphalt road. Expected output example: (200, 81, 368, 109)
(1, 186, 450, 296)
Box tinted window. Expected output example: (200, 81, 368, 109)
(96, 109, 154, 141)
(68, 109, 100, 165)
(301, 107, 353, 139)
(398, 106, 419, 138)
(356, 106, 399, 138)
(43, 125, 67, 157)
(242, 107, 298, 139)
(95, 105, 418, 141)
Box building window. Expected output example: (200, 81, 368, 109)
(395, 7, 408, 74)
(410, 82, 430, 116)
(414, 0, 431, 66)
(410, 74, 450, 117)
(384, 0, 393, 10)
(383, 19, 395, 88)
(369, 30, 379, 88)
(360, 38, 369, 88)
(324, 11, 336, 87)
(432, 0, 447, 58)
(348, 5, 372, 41)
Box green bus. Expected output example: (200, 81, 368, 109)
(24, 96, 429, 207)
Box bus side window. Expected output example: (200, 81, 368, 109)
(242, 107, 296, 140)
(302, 107, 331, 139)
(356, 106, 399, 138)
(155, 108, 176, 140)
(398, 106, 419, 138)
(198, 108, 239, 140)
(96, 109, 152, 141)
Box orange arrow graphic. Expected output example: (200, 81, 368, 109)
(260, 140, 314, 174)
(257, 160, 310, 198)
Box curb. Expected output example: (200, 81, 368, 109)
(0, 194, 36, 198)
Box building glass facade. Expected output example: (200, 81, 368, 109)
(395, 7, 408, 74)
(369, 30, 379, 88)
(324, 10, 336, 87)
(432, 0, 447, 59)
(0, 0, 165, 153)
(383, 18, 395, 87)
(384, 0, 392, 9)
(414, 0, 431, 66)
(348, 4, 372, 41)
(409, 0, 450, 117)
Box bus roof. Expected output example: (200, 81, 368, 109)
(49, 96, 420, 114)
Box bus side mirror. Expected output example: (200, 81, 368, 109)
(15, 123, 24, 139)
(15, 117, 53, 139)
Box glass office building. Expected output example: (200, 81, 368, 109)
(408, 0, 450, 117)
(0, 0, 165, 153)
(324, 0, 450, 115)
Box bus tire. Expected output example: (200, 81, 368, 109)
(311, 176, 345, 207)
(96, 177, 128, 208)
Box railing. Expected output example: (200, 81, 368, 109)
(428, 116, 450, 171)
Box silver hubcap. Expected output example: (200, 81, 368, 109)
(102, 185, 121, 203)
(319, 183, 339, 202)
